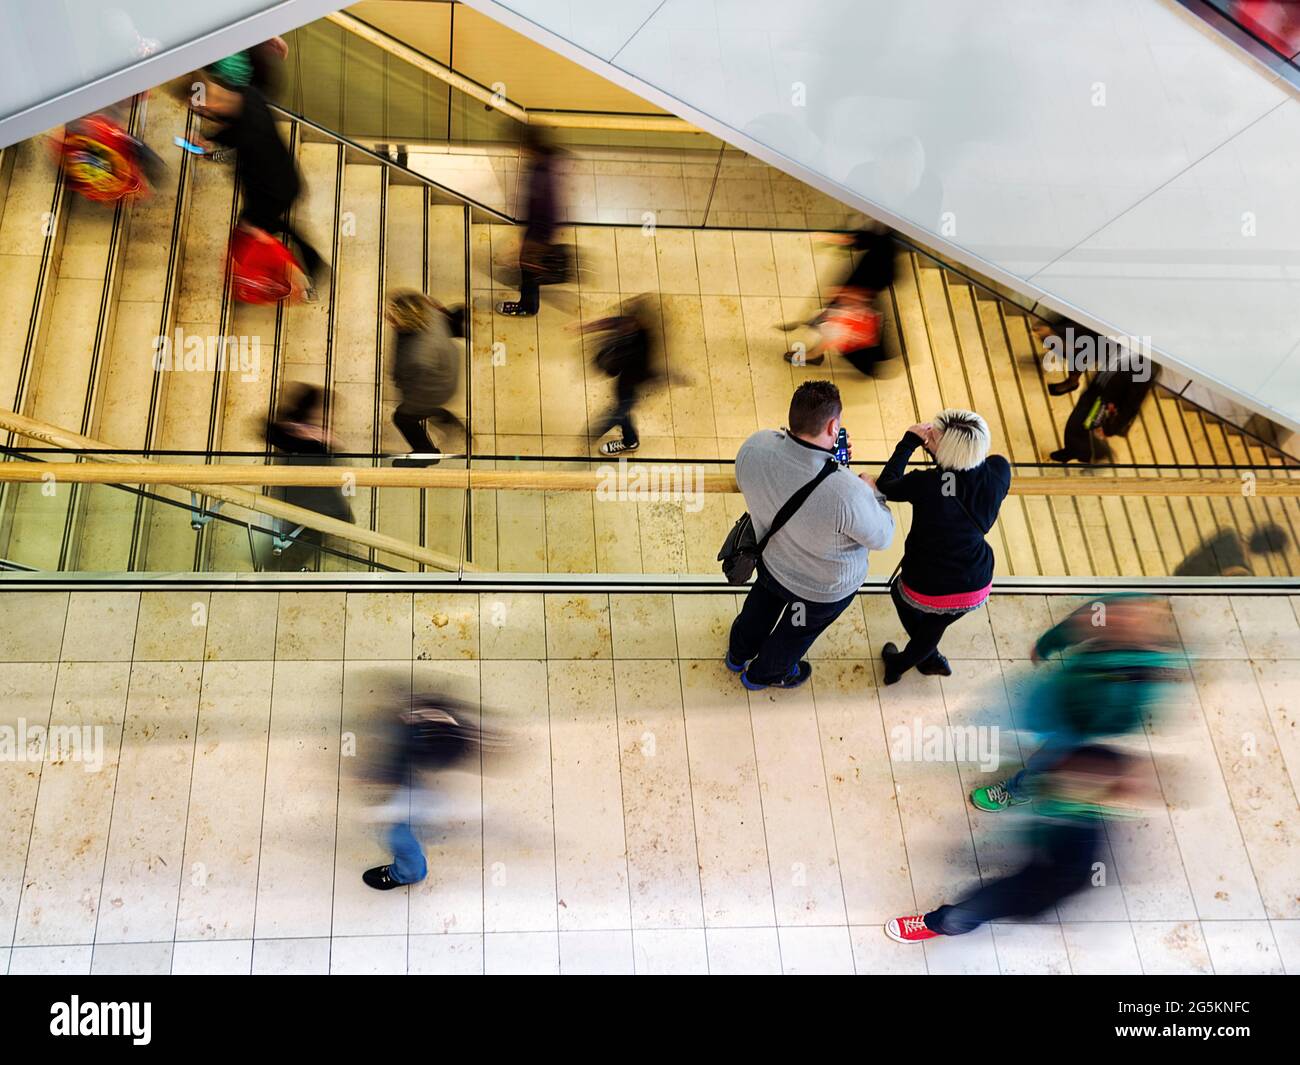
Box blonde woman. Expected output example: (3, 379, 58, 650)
(385, 290, 466, 467)
(875, 410, 1011, 684)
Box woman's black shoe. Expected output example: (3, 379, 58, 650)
(1048, 379, 1080, 396)
(880, 641, 902, 685)
(917, 652, 952, 677)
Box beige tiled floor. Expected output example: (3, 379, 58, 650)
(1, 590, 1297, 975)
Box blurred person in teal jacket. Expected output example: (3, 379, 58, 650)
(969, 594, 1185, 812)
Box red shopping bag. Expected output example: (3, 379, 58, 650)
(820, 303, 882, 355)
(229, 225, 303, 304)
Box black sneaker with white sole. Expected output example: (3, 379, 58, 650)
(393, 451, 441, 468)
(599, 438, 639, 456)
(362, 864, 404, 890)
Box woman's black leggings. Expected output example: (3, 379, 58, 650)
(393, 407, 464, 454)
(888, 580, 962, 675)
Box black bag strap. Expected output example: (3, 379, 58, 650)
(951, 491, 992, 537)
(756, 459, 838, 555)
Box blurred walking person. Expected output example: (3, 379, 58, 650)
(968, 595, 1184, 812)
(583, 295, 659, 456)
(887, 746, 1155, 942)
(1049, 365, 1157, 464)
(497, 127, 565, 317)
(1031, 318, 1085, 396)
(266, 383, 353, 525)
(876, 410, 1010, 684)
(782, 224, 895, 374)
(385, 290, 467, 467)
(362, 693, 503, 890)
(58, 107, 164, 205)
(190, 60, 326, 299)
(247, 36, 289, 96)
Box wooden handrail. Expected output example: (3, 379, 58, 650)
(0, 409, 464, 572)
(0, 460, 1297, 497)
(327, 12, 699, 135)
(3, 408, 1296, 502)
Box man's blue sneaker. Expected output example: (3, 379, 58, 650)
(725, 652, 748, 673)
(740, 660, 812, 691)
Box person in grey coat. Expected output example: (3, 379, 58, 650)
(385, 290, 467, 467)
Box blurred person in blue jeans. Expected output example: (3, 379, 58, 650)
(969, 594, 1184, 813)
(362, 695, 502, 890)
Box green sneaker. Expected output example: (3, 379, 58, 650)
(970, 781, 1030, 812)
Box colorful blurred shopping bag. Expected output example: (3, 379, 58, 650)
(59, 114, 149, 203)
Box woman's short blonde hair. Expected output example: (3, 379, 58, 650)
(385, 289, 437, 332)
(931, 408, 990, 471)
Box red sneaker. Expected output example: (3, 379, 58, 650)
(885, 914, 940, 943)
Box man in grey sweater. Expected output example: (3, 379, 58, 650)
(728, 380, 894, 690)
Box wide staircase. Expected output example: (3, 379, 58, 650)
(1, 14, 1298, 584)
(0, 86, 477, 575)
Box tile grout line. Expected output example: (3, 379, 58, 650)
(4, 589, 68, 965)
(246, 594, 280, 970)
(605, 649, 637, 971)
(742, 680, 785, 973)
(167, 609, 208, 973)
(669, 641, 712, 973)
(1173, 612, 1266, 975)
(87, 613, 136, 973)
(807, 662, 859, 973)
(325, 596, 347, 973)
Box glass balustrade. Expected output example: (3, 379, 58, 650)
(2, 447, 1297, 582)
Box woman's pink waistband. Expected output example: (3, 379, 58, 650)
(900, 581, 992, 611)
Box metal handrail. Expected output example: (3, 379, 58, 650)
(267, 100, 513, 224)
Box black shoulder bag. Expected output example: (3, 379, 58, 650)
(718, 459, 838, 585)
